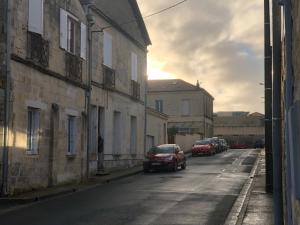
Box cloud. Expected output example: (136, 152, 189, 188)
(137, 0, 264, 113)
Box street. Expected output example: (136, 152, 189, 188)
(0, 149, 259, 225)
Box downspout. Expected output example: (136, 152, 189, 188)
(1, 0, 11, 197)
(272, 0, 284, 224)
(144, 75, 148, 156)
(283, 0, 294, 223)
(264, 0, 273, 193)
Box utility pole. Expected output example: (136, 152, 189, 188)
(1, 0, 11, 196)
(272, 0, 283, 224)
(264, 0, 273, 193)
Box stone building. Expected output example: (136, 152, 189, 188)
(0, 0, 150, 195)
(0, 0, 89, 195)
(82, 0, 151, 172)
(277, 0, 300, 223)
(214, 112, 265, 148)
(147, 79, 214, 151)
(146, 107, 168, 151)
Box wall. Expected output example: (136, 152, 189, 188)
(89, 8, 148, 172)
(7, 0, 88, 194)
(214, 116, 265, 147)
(147, 90, 213, 137)
(175, 134, 202, 153)
(146, 108, 168, 150)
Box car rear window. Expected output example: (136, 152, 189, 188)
(195, 140, 211, 145)
(149, 146, 175, 154)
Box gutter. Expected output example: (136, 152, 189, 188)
(272, 0, 284, 224)
(283, 0, 294, 224)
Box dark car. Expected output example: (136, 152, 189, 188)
(219, 139, 228, 151)
(192, 139, 216, 156)
(143, 144, 186, 172)
(254, 139, 265, 148)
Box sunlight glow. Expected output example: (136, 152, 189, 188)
(147, 57, 175, 80)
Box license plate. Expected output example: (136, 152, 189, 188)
(152, 162, 161, 166)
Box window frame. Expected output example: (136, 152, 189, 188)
(155, 100, 163, 113)
(27, 107, 41, 155)
(67, 16, 77, 55)
(67, 115, 77, 156)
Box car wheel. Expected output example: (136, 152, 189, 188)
(181, 162, 186, 170)
(173, 161, 178, 172)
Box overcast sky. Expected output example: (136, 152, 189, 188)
(137, 0, 264, 113)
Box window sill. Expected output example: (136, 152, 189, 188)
(26, 151, 39, 156)
(66, 153, 76, 159)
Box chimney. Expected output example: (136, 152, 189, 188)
(196, 80, 200, 88)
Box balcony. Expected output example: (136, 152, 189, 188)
(27, 32, 49, 67)
(103, 65, 115, 89)
(65, 52, 82, 81)
(131, 80, 140, 100)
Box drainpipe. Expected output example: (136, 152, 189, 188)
(272, 0, 284, 224)
(283, 0, 294, 223)
(144, 75, 148, 156)
(264, 0, 273, 193)
(1, 0, 11, 197)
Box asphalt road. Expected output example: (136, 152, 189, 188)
(0, 149, 259, 225)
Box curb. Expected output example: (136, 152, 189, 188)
(224, 149, 262, 225)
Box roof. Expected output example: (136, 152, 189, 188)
(91, 0, 151, 47)
(147, 79, 214, 99)
(249, 112, 265, 117)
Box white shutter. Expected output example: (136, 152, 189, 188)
(80, 23, 87, 60)
(32, 111, 40, 154)
(28, 0, 44, 34)
(131, 52, 138, 81)
(103, 31, 112, 68)
(60, 8, 68, 50)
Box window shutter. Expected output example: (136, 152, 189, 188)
(32, 111, 40, 154)
(28, 0, 44, 34)
(80, 23, 87, 60)
(131, 52, 138, 81)
(103, 31, 113, 68)
(68, 117, 76, 154)
(60, 8, 68, 50)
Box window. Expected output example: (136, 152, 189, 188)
(60, 8, 86, 59)
(112, 111, 121, 154)
(131, 52, 138, 81)
(182, 99, 190, 116)
(103, 31, 113, 68)
(130, 116, 137, 154)
(155, 100, 163, 113)
(67, 116, 76, 155)
(28, 0, 44, 35)
(27, 108, 40, 154)
(67, 17, 77, 54)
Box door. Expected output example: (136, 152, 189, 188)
(98, 107, 105, 171)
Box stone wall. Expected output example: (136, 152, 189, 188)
(290, 0, 300, 223)
(6, 0, 88, 194)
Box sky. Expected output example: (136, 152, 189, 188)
(136, 0, 264, 113)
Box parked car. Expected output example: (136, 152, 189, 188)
(219, 139, 228, 151)
(192, 139, 216, 156)
(211, 137, 223, 153)
(143, 144, 186, 172)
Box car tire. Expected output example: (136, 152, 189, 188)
(181, 162, 186, 170)
(173, 161, 178, 172)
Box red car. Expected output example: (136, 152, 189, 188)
(143, 144, 186, 172)
(192, 140, 216, 156)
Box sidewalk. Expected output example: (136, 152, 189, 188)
(240, 151, 274, 225)
(0, 165, 143, 213)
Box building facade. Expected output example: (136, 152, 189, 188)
(147, 79, 214, 146)
(0, 0, 150, 195)
(83, 0, 151, 172)
(214, 112, 265, 148)
(146, 107, 168, 151)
